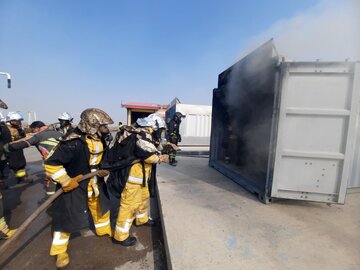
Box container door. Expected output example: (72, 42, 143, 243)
(271, 62, 360, 203)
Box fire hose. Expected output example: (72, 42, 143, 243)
(0, 150, 171, 255)
(0, 170, 102, 255)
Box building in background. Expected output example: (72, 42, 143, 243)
(166, 98, 212, 147)
(121, 99, 212, 148)
(121, 102, 168, 125)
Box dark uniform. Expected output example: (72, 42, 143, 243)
(44, 129, 111, 253)
(9, 127, 62, 196)
(0, 122, 11, 188)
(167, 112, 185, 165)
(4, 124, 27, 182)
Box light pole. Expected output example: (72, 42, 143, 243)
(0, 72, 11, 109)
(0, 72, 11, 88)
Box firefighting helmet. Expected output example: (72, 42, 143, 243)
(136, 114, 166, 131)
(77, 108, 114, 135)
(58, 112, 73, 122)
(174, 112, 185, 119)
(173, 111, 185, 123)
(7, 111, 23, 122)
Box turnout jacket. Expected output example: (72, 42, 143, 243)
(44, 128, 110, 233)
(9, 128, 62, 160)
(102, 126, 158, 198)
(2, 125, 26, 170)
(167, 120, 181, 144)
(0, 123, 11, 162)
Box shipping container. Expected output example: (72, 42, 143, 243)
(166, 101, 212, 146)
(209, 40, 360, 204)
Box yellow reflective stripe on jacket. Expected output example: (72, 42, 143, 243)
(44, 164, 70, 184)
(128, 175, 144, 184)
(41, 140, 58, 147)
(85, 136, 103, 167)
(85, 136, 104, 197)
(128, 154, 158, 185)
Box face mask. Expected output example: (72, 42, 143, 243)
(59, 120, 69, 129)
(153, 129, 167, 150)
(98, 125, 112, 144)
(102, 132, 113, 144)
(10, 120, 21, 127)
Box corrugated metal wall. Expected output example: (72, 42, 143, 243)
(349, 113, 360, 188)
(174, 104, 212, 146)
(182, 114, 211, 137)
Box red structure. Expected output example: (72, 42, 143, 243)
(122, 102, 168, 125)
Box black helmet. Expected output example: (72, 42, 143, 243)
(174, 112, 185, 123)
(175, 112, 185, 118)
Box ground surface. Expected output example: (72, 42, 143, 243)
(157, 156, 360, 270)
(0, 148, 166, 270)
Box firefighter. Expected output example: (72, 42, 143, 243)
(0, 115, 10, 189)
(0, 191, 16, 239)
(44, 108, 113, 268)
(113, 114, 168, 246)
(6, 121, 62, 199)
(4, 112, 27, 183)
(167, 112, 185, 166)
(57, 112, 74, 135)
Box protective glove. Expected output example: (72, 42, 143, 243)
(159, 154, 169, 163)
(44, 175, 52, 188)
(61, 174, 83, 192)
(96, 170, 109, 178)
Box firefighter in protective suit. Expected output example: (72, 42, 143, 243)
(0, 115, 10, 189)
(57, 112, 74, 135)
(44, 108, 113, 268)
(4, 112, 27, 182)
(167, 112, 185, 166)
(113, 114, 169, 246)
(7, 121, 62, 199)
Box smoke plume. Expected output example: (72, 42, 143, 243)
(246, 0, 360, 61)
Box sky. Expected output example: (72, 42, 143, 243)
(0, 0, 359, 124)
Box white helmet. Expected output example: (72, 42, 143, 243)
(7, 111, 23, 121)
(136, 113, 166, 131)
(58, 112, 73, 122)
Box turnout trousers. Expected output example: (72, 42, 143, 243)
(114, 181, 150, 241)
(50, 178, 111, 256)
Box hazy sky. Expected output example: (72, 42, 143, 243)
(0, 0, 359, 124)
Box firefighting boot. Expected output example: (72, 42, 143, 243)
(56, 252, 70, 268)
(136, 218, 156, 227)
(170, 158, 177, 166)
(120, 236, 137, 246)
(0, 217, 16, 240)
(116, 236, 137, 247)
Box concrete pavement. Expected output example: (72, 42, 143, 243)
(157, 156, 360, 270)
